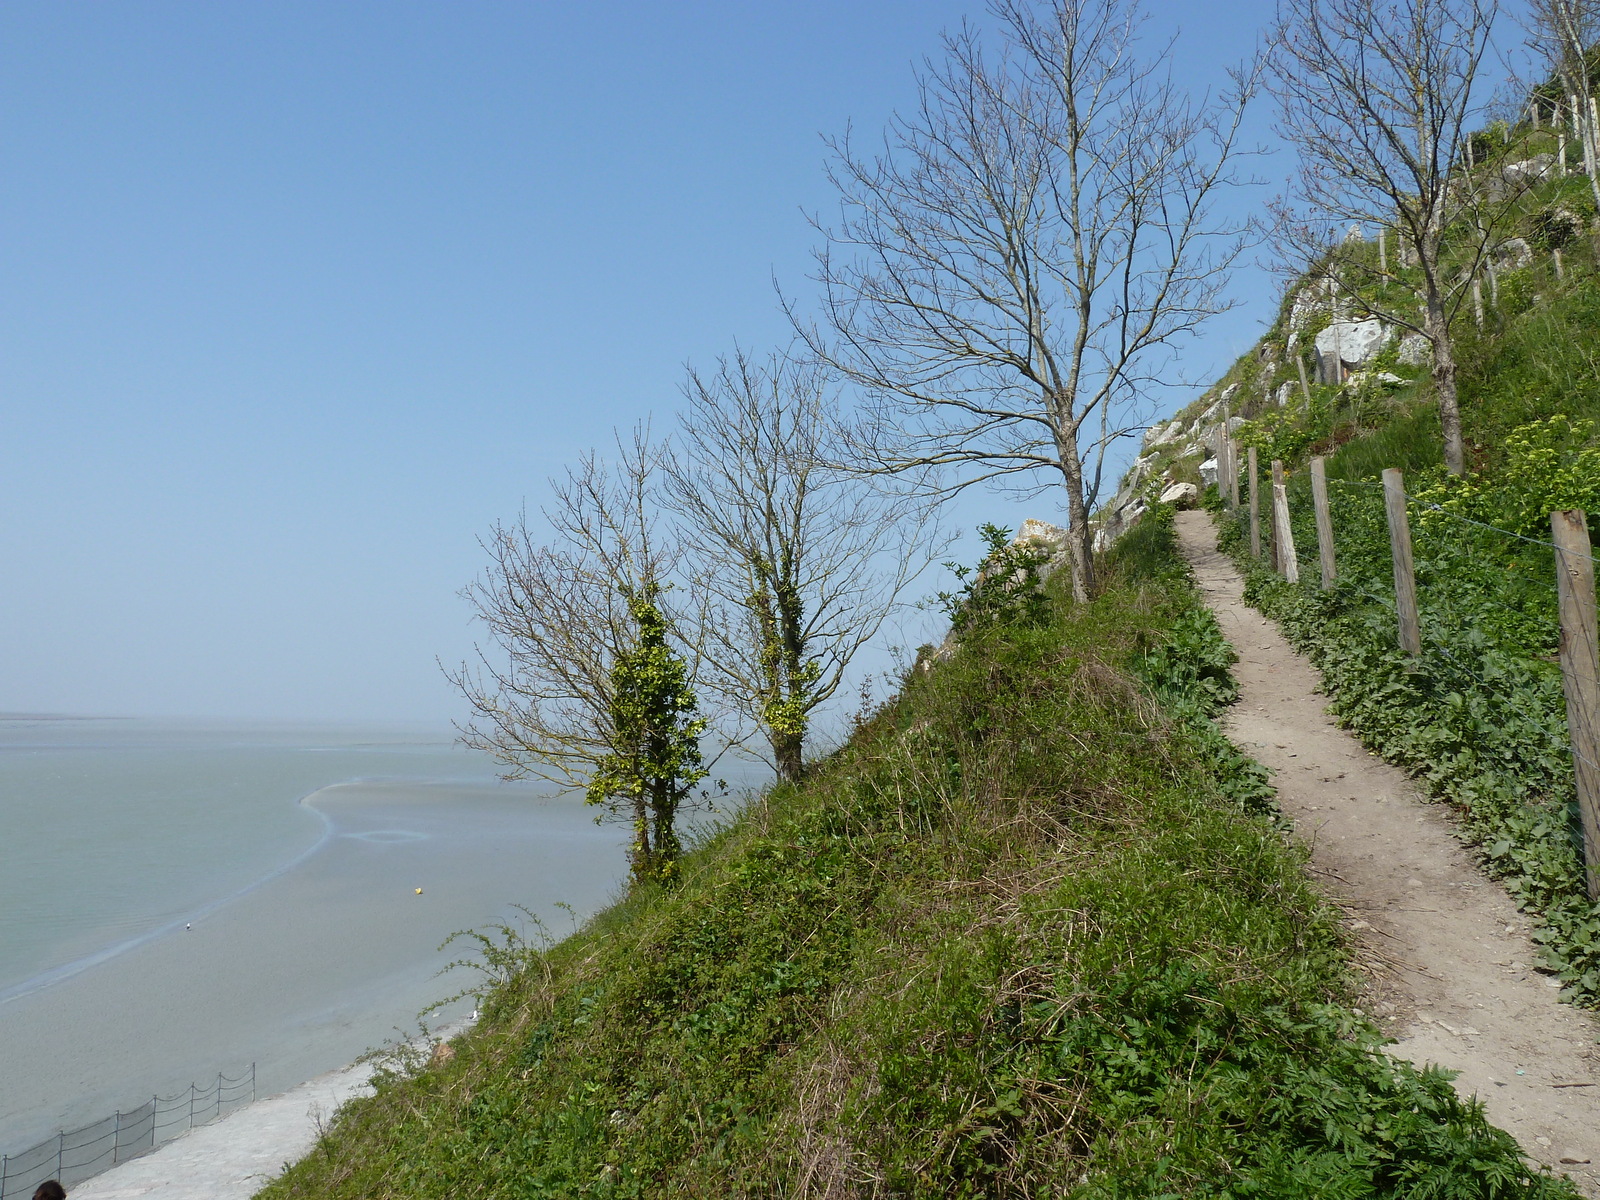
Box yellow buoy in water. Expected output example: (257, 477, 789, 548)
(415, 887, 423, 895)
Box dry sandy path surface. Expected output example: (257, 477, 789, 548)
(1177, 509, 1600, 1193)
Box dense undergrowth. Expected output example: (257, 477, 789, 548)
(262, 510, 1568, 1198)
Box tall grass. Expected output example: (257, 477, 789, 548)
(261, 510, 1570, 1198)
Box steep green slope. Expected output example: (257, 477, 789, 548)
(261, 513, 1570, 1198)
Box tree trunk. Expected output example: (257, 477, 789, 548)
(772, 728, 804, 785)
(1055, 422, 1094, 602)
(650, 778, 680, 877)
(629, 793, 652, 884)
(1425, 293, 1465, 476)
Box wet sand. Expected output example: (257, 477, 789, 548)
(0, 780, 627, 1154)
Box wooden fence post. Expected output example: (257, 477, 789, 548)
(1296, 353, 1314, 405)
(1215, 406, 1229, 502)
(1310, 456, 1336, 589)
(1248, 446, 1261, 559)
(1551, 509, 1600, 900)
(1382, 468, 1422, 657)
(1271, 460, 1299, 584)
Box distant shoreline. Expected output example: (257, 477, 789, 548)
(0, 712, 128, 721)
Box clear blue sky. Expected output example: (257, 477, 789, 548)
(1, 0, 1279, 723)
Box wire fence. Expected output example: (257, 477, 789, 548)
(1218, 444, 1600, 899)
(0, 1065, 255, 1199)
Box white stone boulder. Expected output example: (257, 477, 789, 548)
(1348, 369, 1407, 390)
(1314, 319, 1391, 370)
(1502, 154, 1556, 187)
(1491, 237, 1533, 271)
(1199, 458, 1219, 487)
(1143, 419, 1185, 449)
(1397, 332, 1432, 367)
(1275, 380, 1295, 407)
(1015, 519, 1068, 549)
(1160, 481, 1200, 506)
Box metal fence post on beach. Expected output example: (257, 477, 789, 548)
(0, 1063, 255, 1199)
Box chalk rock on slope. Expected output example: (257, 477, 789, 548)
(1160, 481, 1200, 507)
(1501, 154, 1555, 187)
(1016, 518, 1068, 549)
(1314, 319, 1391, 370)
(1397, 332, 1432, 367)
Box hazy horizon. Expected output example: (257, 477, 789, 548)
(1, 1, 1281, 725)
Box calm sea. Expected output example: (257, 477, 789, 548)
(0, 717, 509, 1000)
(0, 716, 644, 1153)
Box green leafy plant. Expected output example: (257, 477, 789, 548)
(587, 583, 708, 884)
(938, 523, 1055, 634)
(261, 505, 1572, 1198)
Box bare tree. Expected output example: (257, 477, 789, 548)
(1268, 0, 1511, 476)
(1524, 0, 1600, 212)
(793, 0, 1256, 600)
(662, 347, 935, 783)
(449, 431, 707, 885)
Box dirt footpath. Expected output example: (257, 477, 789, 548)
(1175, 510, 1600, 1193)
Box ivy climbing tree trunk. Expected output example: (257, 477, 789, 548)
(664, 348, 936, 784)
(590, 584, 706, 884)
(450, 430, 708, 889)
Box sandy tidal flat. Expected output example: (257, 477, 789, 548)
(0, 779, 626, 1155)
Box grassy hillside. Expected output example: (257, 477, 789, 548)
(261, 513, 1570, 1198)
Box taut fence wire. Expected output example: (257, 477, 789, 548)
(0, 1064, 255, 1198)
(1217, 438, 1600, 901)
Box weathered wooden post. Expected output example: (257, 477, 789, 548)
(1551, 509, 1600, 901)
(1271, 460, 1300, 584)
(1310, 456, 1336, 589)
(1248, 446, 1261, 559)
(1296, 353, 1314, 405)
(1216, 405, 1229, 502)
(1382, 468, 1422, 657)
(1378, 227, 1387, 274)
